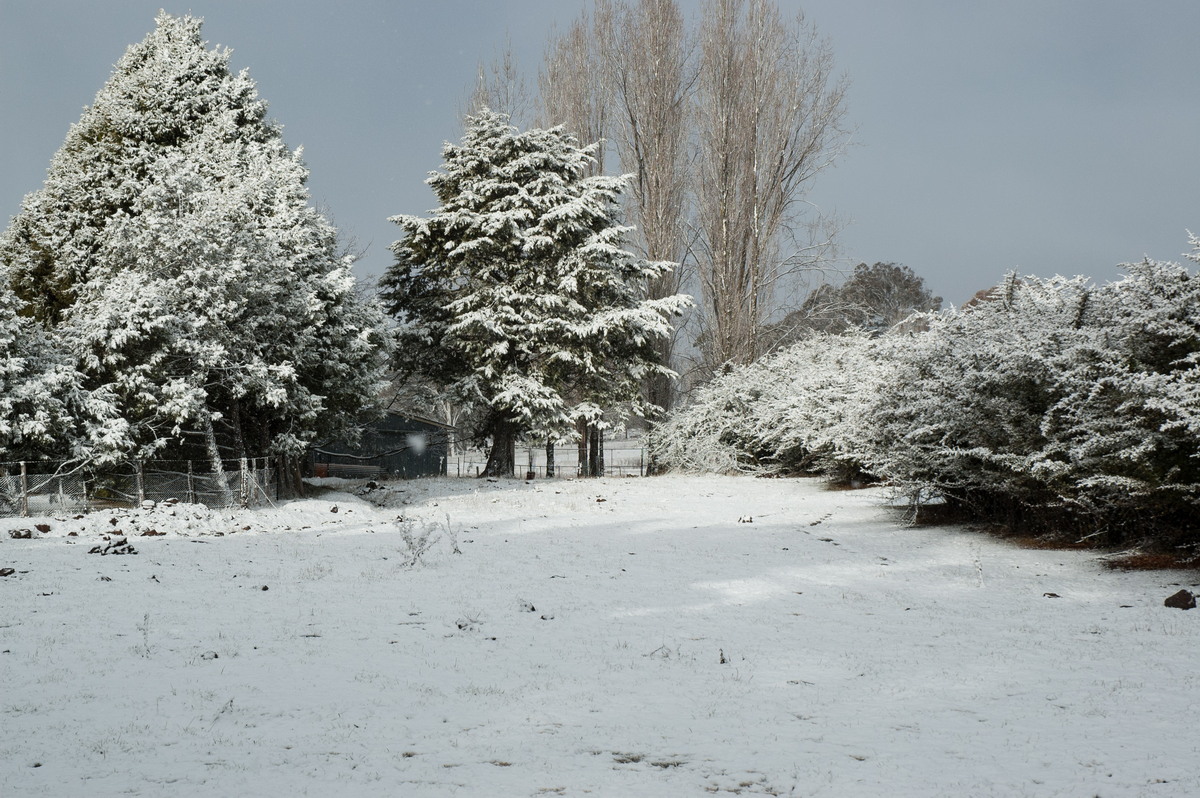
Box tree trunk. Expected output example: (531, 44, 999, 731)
(646, 422, 667, 476)
(577, 418, 588, 476)
(200, 411, 234, 507)
(587, 425, 601, 477)
(483, 417, 517, 477)
(230, 397, 247, 458)
(545, 438, 556, 478)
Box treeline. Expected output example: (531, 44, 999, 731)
(653, 246, 1200, 553)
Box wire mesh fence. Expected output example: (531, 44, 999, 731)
(0, 457, 278, 518)
(448, 444, 649, 479)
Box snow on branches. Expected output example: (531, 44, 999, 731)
(656, 245, 1200, 550)
(0, 12, 391, 468)
(384, 109, 689, 476)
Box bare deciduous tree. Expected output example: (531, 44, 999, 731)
(476, 0, 849, 407)
(600, 0, 696, 415)
(542, 1, 697, 416)
(538, 5, 612, 174)
(538, 8, 614, 474)
(693, 0, 849, 371)
(470, 35, 534, 126)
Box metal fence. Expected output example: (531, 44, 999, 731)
(0, 457, 278, 518)
(449, 445, 650, 479)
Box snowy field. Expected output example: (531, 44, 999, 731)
(1, 475, 1197, 797)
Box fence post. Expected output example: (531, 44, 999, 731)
(19, 462, 28, 517)
(239, 457, 249, 508)
(186, 460, 196, 504)
(136, 461, 145, 504)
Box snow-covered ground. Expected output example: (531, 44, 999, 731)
(1, 475, 1197, 797)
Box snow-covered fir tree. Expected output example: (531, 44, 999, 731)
(0, 13, 391, 485)
(383, 109, 689, 477)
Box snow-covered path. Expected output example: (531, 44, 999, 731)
(2, 476, 1197, 796)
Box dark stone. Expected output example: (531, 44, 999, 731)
(87, 537, 137, 556)
(1164, 589, 1196, 610)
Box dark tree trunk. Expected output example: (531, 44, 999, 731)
(230, 397, 247, 458)
(275, 454, 305, 499)
(545, 438, 555, 478)
(646, 336, 675, 418)
(483, 416, 517, 477)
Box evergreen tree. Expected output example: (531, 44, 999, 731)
(0, 13, 390, 484)
(383, 109, 689, 477)
(0, 267, 127, 466)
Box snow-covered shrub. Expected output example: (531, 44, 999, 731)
(652, 332, 881, 479)
(861, 254, 1200, 548)
(852, 274, 1085, 520)
(741, 333, 883, 480)
(1032, 255, 1200, 543)
(658, 241, 1200, 550)
(649, 360, 768, 474)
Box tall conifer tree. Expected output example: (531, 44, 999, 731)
(383, 109, 688, 477)
(0, 13, 390, 483)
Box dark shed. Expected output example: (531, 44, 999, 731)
(310, 412, 453, 479)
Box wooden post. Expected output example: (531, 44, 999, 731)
(19, 462, 28, 517)
(239, 457, 249, 507)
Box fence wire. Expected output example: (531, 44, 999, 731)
(448, 444, 649, 479)
(0, 458, 278, 518)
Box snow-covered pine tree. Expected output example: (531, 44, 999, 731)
(383, 109, 689, 477)
(0, 13, 391, 487)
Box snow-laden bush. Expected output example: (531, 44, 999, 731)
(651, 332, 881, 479)
(657, 240, 1200, 550)
(862, 258, 1200, 545)
(1032, 255, 1200, 541)
(852, 274, 1086, 519)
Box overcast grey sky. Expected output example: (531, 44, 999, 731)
(2, 0, 1197, 304)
